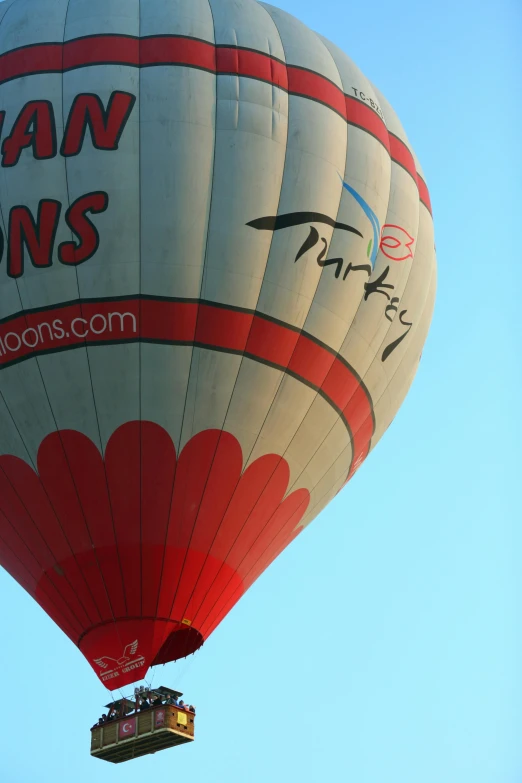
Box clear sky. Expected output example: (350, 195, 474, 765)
(0, 1, 521, 781)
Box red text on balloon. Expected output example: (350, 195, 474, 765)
(0, 91, 135, 168)
(4, 192, 109, 278)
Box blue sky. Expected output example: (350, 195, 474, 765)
(1, 0, 521, 781)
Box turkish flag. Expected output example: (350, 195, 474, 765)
(118, 717, 137, 739)
(155, 709, 166, 727)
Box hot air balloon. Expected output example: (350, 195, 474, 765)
(0, 0, 436, 700)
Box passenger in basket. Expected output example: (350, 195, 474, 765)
(165, 694, 179, 706)
(107, 703, 119, 721)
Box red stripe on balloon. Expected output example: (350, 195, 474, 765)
(64, 35, 140, 69)
(216, 46, 288, 90)
(287, 65, 347, 117)
(389, 133, 418, 184)
(142, 36, 217, 71)
(389, 134, 435, 213)
(0, 42, 63, 79)
(345, 95, 390, 151)
(0, 35, 432, 212)
(0, 297, 373, 478)
(389, 135, 433, 214)
(417, 174, 432, 214)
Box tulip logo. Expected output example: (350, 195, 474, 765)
(380, 225, 415, 261)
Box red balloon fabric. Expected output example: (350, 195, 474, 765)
(0, 423, 308, 687)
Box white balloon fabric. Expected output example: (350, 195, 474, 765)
(0, 0, 436, 688)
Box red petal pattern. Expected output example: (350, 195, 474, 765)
(0, 422, 309, 687)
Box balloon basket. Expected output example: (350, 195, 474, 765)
(90, 705, 194, 763)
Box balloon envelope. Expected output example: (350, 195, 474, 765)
(0, 0, 436, 688)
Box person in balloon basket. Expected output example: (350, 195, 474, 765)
(151, 692, 165, 709)
(138, 692, 151, 711)
(91, 713, 108, 729)
(106, 703, 120, 722)
(177, 700, 196, 714)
